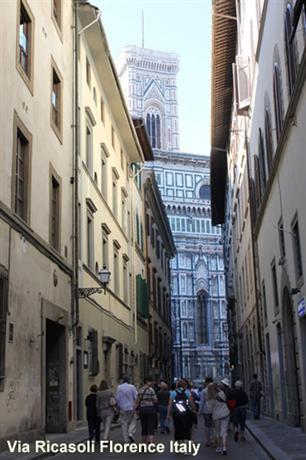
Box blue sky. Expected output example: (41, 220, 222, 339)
(95, 0, 212, 155)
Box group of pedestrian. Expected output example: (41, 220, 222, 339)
(85, 373, 263, 456)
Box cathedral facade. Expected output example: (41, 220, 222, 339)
(118, 46, 229, 382)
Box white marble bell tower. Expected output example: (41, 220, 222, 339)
(117, 45, 180, 152)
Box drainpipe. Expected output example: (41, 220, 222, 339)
(244, 126, 265, 387)
(71, 0, 79, 424)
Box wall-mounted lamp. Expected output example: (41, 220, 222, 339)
(78, 266, 111, 298)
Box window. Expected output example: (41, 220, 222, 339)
(284, 3, 297, 95)
(100, 97, 105, 123)
(254, 155, 262, 209)
(199, 184, 211, 200)
(102, 226, 109, 269)
(0, 269, 9, 391)
(258, 128, 267, 195)
(100, 147, 108, 199)
(85, 123, 93, 175)
(264, 107, 274, 174)
(111, 126, 115, 149)
(113, 245, 119, 294)
(88, 328, 98, 376)
(278, 218, 286, 260)
(86, 207, 95, 271)
(112, 173, 118, 218)
(273, 61, 284, 142)
(271, 260, 279, 313)
(121, 192, 127, 233)
(51, 63, 62, 138)
(123, 257, 128, 304)
(18, 0, 34, 85)
(146, 111, 161, 149)
(52, 0, 61, 31)
(86, 57, 91, 87)
(292, 217, 303, 280)
(13, 116, 31, 222)
(50, 174, 60, 250)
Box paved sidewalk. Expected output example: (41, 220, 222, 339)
(247, 415, 306, 460)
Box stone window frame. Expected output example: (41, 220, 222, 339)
(86, 198, 97, 272)
(50, 57, 63, 143)
(49, 164, 62, 252)
(51, 0, 62, 40)
(16, 0, 35, 94)
(101, 223, 111, 270)
(11, 111, 33, 225)
(291, 213, 304, 286)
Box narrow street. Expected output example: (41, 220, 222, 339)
(51, 421, 269, 460)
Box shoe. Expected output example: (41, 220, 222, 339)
(160, 430, 165, 434)
(234, 431, 239, 442)
(241, 434, 245, 442)
(222, 449, 227, 455)
(166, 426, 170, 434)
(128, 435, 135, 442)
(216, 447, 222, 453)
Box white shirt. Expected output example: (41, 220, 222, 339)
(116, 383, 138, 411)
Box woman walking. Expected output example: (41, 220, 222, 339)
(206, 382, 230, 455)
(199, 377, 214, 447)
(166, 379, 195, 446)
(157, 382, 170, 434)
(135, 376, 158, 443)
(96, 380, 117, 440)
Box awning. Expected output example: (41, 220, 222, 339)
(210, 0, 237, 225)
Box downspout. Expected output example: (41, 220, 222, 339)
(244, 126, 265, 384)
(71, 0, 79, 423)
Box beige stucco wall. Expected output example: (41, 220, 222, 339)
(0, 0, 73, 439)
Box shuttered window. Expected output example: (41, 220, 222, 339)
(136, 275, 149, 319)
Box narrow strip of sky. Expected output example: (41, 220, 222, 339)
(95, 0, 212, 155)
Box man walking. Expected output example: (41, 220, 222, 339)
(116, 376, 138, 442)
(249, 374, 263, 420)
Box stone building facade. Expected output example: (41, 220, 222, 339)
(0, 0, 74, 440)
(211, 0, 306, 432)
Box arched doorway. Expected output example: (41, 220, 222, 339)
(282, 287, 301, 426)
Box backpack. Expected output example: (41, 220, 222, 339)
(172, 390, 191, 416)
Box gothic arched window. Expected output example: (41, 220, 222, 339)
(264, 107, 274, 174)
(196, 293, 208, 344)
(273, 61, 284, 142)
(284, 3, 297, 95)
(199, 184, 211, 200)
(258, 128, 267, 195)
(254, 155, 262, 209)
(146, 109, 162, 149)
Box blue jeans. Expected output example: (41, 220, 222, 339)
(158, 405, 168, 432)
(251, 399, 261, 419)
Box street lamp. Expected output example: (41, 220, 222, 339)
(78, 266, 111, 298)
